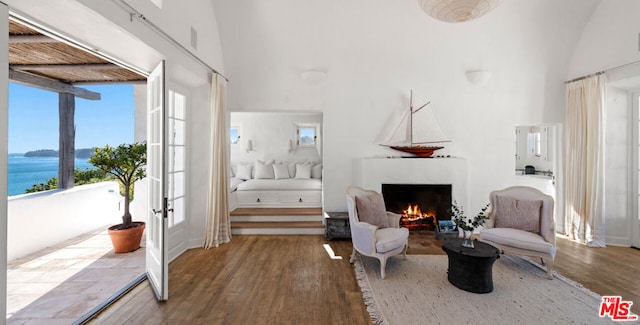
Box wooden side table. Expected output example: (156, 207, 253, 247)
(324, 212, 351, 240)
(441, 238, 500, 293)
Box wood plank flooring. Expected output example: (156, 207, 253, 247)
(554, 235, 640, 315)
(90, 236, 369, 324)
(89, 234, 640, 324)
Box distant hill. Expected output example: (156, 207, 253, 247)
(24, 148, 95, 159)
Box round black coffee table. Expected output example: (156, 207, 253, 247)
(441, 238, 500, 293)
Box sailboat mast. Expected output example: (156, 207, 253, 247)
(409, 89, 413, 146)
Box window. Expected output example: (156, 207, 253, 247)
(297, 126, 316, 147)
(527, 128, 542, 158)
(230, 126, 240, 146)
(533, 131, 541, 157)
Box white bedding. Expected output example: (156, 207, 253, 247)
(230, 178, 245, 192)
(236, 179, 322, 191)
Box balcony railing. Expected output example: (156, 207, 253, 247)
(7, 181, 124, 260)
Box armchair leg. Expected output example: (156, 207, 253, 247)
(349, 247, 357, 264)
(379, 256, 387, 280)
(402, 244, 408, 259)
(544, 258, 554, 280)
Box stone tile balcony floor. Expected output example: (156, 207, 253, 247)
(7, 226, 145, 324)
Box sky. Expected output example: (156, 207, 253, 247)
(8, 83, 134, 153)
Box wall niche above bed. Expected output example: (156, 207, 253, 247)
(230, 112, 323, 164)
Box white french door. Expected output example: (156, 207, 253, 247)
(146, 60, 168, 300)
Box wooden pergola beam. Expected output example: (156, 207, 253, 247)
(72, 80, 147, 85)
(10, 63, 116, 71)
(9, 34, 58, 44)
(59, 93, 75, 189)
(9, 69, 101, 100)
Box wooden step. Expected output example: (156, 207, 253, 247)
(231, 221, 324, 229)
(231, 208, 322, 216)
(231, 215, 322, 222)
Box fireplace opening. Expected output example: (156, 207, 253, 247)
(381, 184, 452, 231)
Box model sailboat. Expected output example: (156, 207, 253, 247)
(380, 90, 450, 157)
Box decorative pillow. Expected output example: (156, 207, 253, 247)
(295, 163, 312, 179)
(355, 193, 390, 228)
(494, 196, 542, 234)
(311, 163, 323, 179)
(235, 164, 253, 180)
(273, 164, 290, 180)
(287, 161, 312, 178)
(255, 160, 275, 179)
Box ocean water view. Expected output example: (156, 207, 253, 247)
(7, 154, 94, 196)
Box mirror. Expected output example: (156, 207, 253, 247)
(515, 124, 557, 176)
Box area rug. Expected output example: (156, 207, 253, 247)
(354, 254, 614, 325)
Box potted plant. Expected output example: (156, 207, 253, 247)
(89, 142, 147, 253)
(449, 201, 489, 248)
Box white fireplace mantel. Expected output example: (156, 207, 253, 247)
(355, 157, 469, 208)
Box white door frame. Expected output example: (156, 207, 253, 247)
(1, 3, 11, 318)
(631, 91, 640, 248)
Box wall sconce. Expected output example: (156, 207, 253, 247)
(465, 69, 492, 86)
(300, 69, 328, 85)
(246, 139, 255, 153)
(287, 139, 295, 153)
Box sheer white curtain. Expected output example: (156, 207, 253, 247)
(564, 74, 606, 247)
(204, 73, 231, 248)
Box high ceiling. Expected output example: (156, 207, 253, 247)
(8, 20, 146, 86)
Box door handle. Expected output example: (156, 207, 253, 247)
(152, 208, 162, 215)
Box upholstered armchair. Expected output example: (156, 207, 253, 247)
(346, 186, 409, 279)
(479, 186, 556, 279)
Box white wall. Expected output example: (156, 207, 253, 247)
(230, 112, 322, 165)
(568, 0, 640, 245)
(212, 0, 599, 212)
(184, 83, 209, 247)
(7, 182, 123, 260)
(568, 0, 640, 80)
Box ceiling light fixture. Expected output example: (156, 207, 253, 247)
(418, 0, 502, 23)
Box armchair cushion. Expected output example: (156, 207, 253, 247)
(375, 227, 410, 253)
(481, 228, 555, 256)
(494, 195, 542, 234)
(355, 193, 390, 228)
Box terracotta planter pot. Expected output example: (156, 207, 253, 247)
(108, 221, 145, 253)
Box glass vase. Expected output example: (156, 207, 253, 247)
(462, 230, 475, 248)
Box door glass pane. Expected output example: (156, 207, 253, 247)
(174, 120, 185, 145)
(174, 146, 184, 171)
(173, 197, 185, 225)
(174, 93, 185, 120)
(174, 172, 185, 198)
